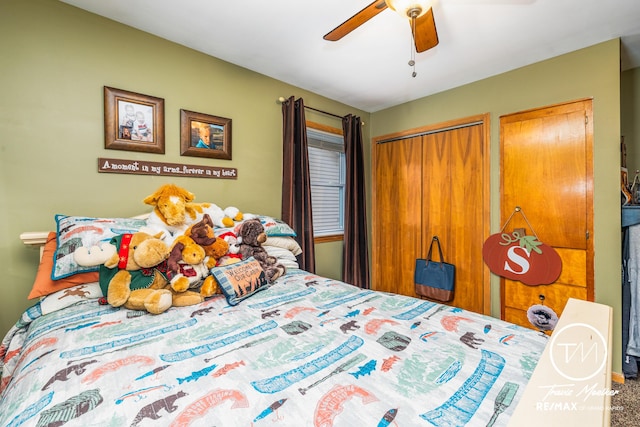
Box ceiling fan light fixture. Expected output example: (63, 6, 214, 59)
(386, 0, 432, 19)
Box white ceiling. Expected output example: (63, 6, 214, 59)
(60, 0, 640, 113)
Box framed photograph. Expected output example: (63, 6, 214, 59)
(180, 109, 232, 160)
(104, 86, 165, 154)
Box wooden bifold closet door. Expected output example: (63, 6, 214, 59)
(372, 116, 490, 314)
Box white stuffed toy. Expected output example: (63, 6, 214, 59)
(74, 242, 117, 267)
(216, 231, 242, 266)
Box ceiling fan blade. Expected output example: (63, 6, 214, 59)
(324, 0, 388, 41)
(413, 8, 439, 52)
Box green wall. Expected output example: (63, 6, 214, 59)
(622, 67, 640, 171)
(0, 0, 367, 334)
(0, 0, 627, 376)
(370, 39, 623, 374)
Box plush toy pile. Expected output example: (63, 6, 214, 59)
(75, 183, 287, 314)
(98, 231, 215, 314)
(143, 184, 244, 243)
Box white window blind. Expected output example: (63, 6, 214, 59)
(307, 127, 345, 237)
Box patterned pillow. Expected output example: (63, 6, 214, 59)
(257, 215, 297, 237)
(211, 257, 269, 305)
(215, 215, 297, 239)
(39, 282, 103, 315)
(52, 215, 146, 279)
(28, 232, 100, 299)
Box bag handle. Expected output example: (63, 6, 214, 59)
(426, 236, 445, 263)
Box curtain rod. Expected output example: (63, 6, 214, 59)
(306, 105, 343, 120)
(277, 96, 365, 125)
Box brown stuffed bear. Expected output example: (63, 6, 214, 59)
(236, 218, 286, 283)
(99, 232, 205, 314)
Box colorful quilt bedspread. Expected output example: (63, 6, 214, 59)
(0, 269, 547, 426)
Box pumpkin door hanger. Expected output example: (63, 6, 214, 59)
(482, 230, 562, 286)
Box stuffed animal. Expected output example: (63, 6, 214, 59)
(205, 239, 230, 268)
(143, 184, 245, 243)
(187, 213, 217, 248)
(74, 242, 117, 266)
(223, 206, 245, 224)
(166, 235, 219, 297)
(216, 231, 242, 266)
(185, 214, 229, 269)
(99, 232, 204, 314)
(236, 218, 286, 282)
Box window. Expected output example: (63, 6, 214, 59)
(307, 123, 345, 239)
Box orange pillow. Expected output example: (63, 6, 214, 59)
(28, 232, 99, 300)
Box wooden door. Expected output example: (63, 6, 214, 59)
(372, 136, 423, 296)
(423, 125, 488, 314)
(372, 115, 490, 314)
(500, 99, 594, 329)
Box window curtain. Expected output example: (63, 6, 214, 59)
(281, 96, 316, 273)
(342, 114, 370, 289)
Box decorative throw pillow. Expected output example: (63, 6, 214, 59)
(215, 215, 297, 239)
(257, 215, 297, 237)
(28, 232, 100, 299)
(211, 257, 269, 305)
(39, 282, 103, 314)
(52, 215, 146, 279)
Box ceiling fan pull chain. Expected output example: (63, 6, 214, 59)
(409, 12, 417, 77)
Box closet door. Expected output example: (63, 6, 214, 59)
(373, 136, 423, 296)
(372, 115, 490, 314)
(500, 99, 594, 329)
(423, 125, 488, 314)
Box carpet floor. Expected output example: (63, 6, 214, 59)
(611, 377, 638, 426)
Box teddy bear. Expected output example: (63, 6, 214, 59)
(98, 232, 205, 314)
(236, 218, 286, 283)
(142, 184, 245, 243)
(166, 234, 219, 297)
(185, 214, 229, 269)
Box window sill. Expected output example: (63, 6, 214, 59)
(314, 234, 343, 243)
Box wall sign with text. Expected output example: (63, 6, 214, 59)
(482, 231, 562, 286)
(98, 157, 237, 180)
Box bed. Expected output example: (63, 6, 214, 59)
(0, 213, 613, 426)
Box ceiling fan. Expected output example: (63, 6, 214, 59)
(324, 0, 439, 53)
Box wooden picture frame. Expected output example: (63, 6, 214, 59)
(104, 86, 165, 154)
(180, 109, 232, 160)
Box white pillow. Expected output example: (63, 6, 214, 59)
(263, 236, 302, 255)
(264, 246, 299, 269)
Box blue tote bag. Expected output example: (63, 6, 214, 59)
(414, 236, 455, 302)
